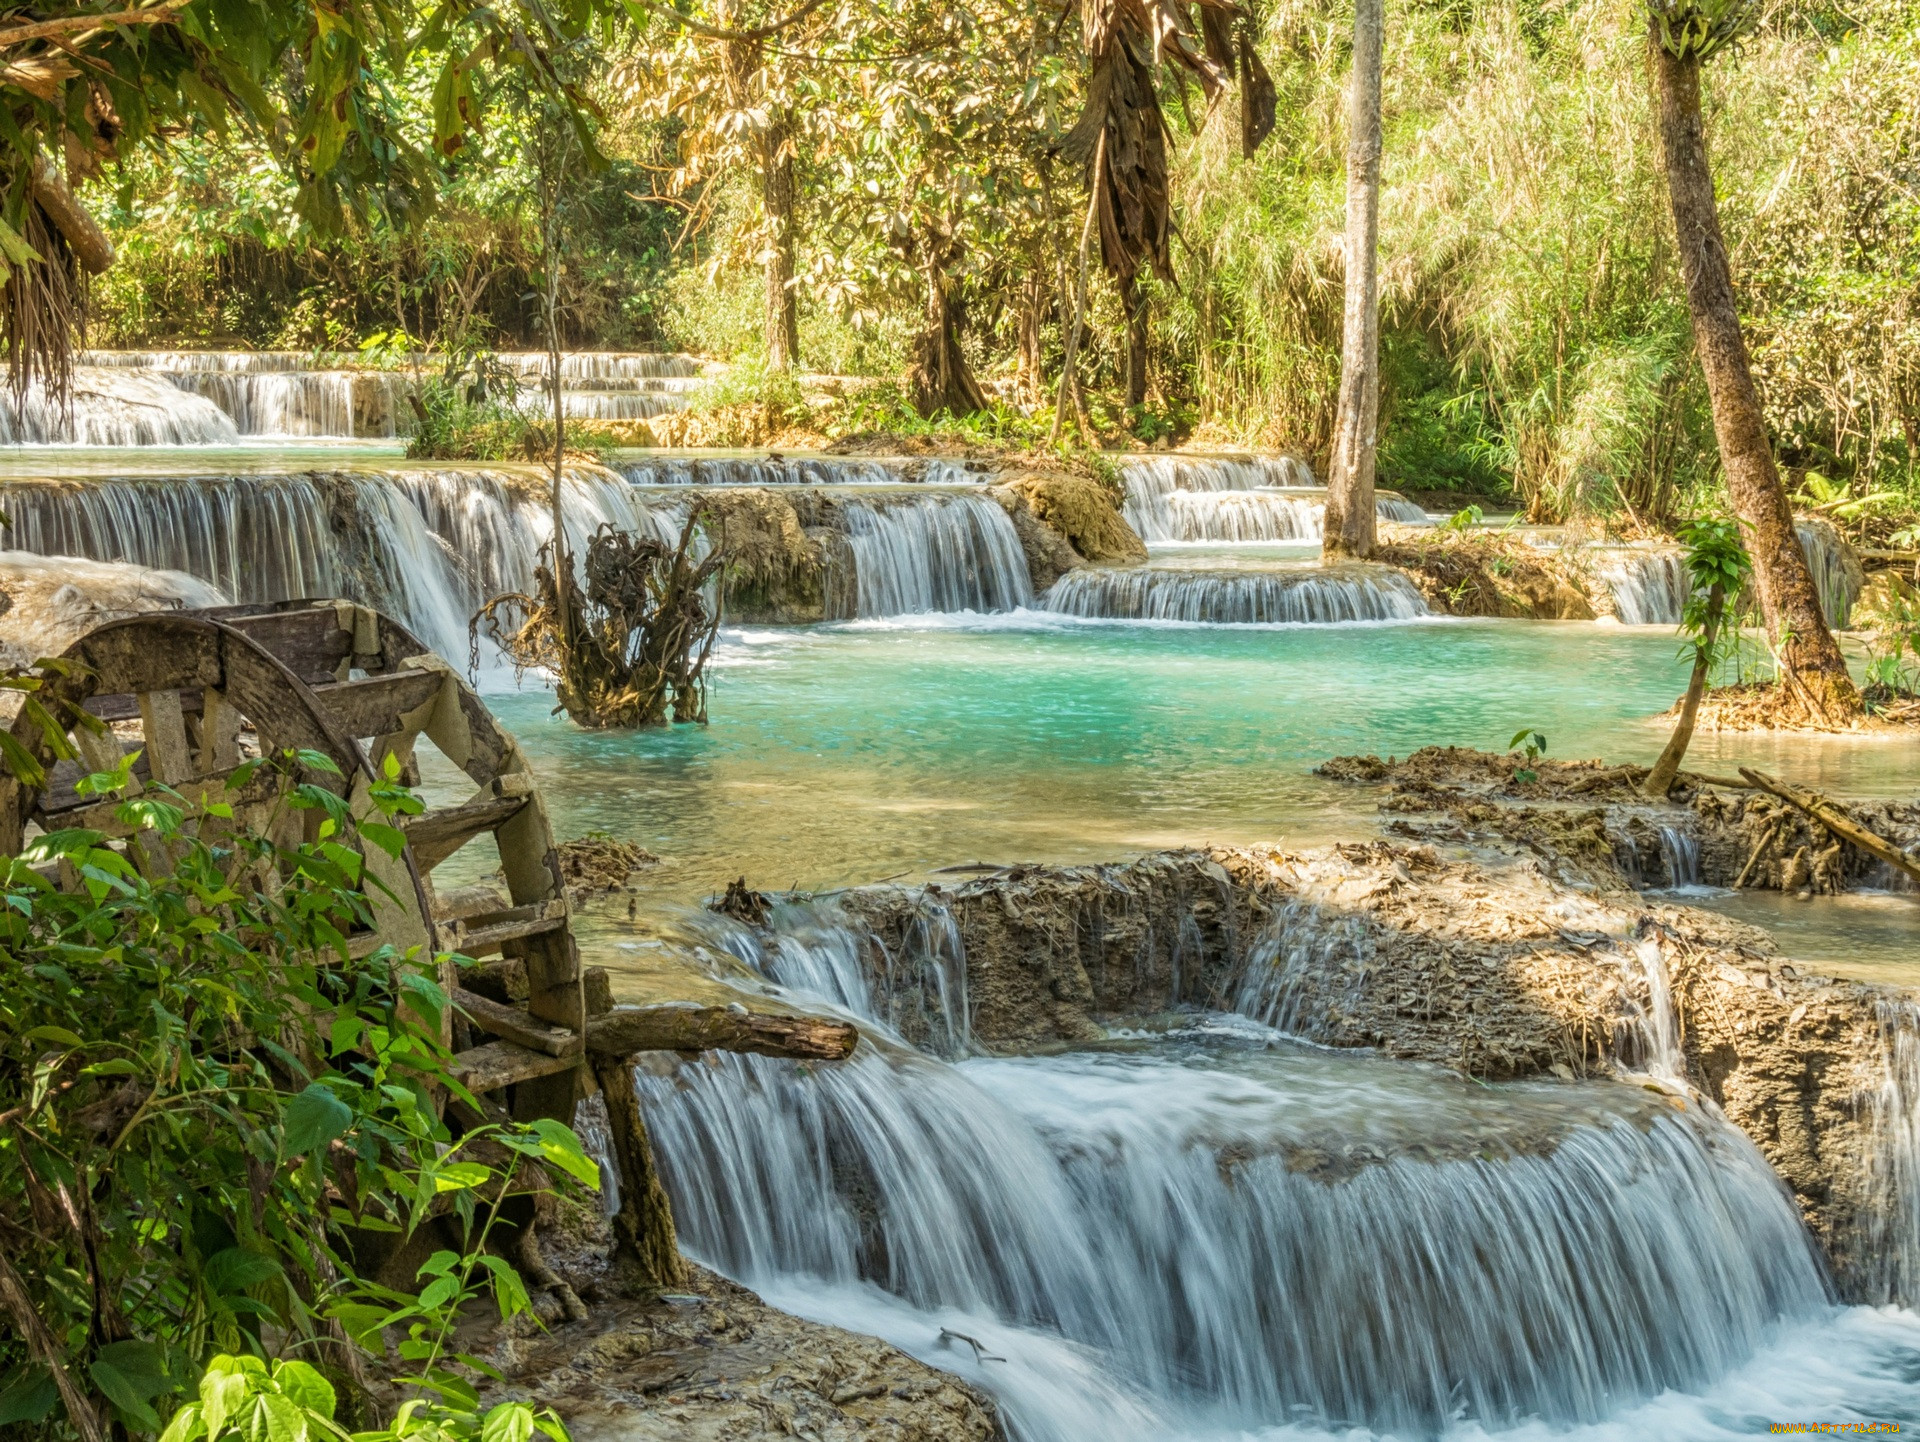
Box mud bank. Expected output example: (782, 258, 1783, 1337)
(1373, 525, 1598, 619)
(1319, 746, 1920, 896)
(778, 842, 1907, 1293)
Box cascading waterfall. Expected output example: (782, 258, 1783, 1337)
(1117, 454, 1426, 543)
(0, 467, 684, 659)
(630, 900, 1839, 1441)
(164, 370, 412, 438)
(619, 455, 982, 487)
(1041, 565, 1429, 624)
(1657, 826, 1703, 889)
(840, 492, 1034, 617)
(1865, 999, 1920, 1306)
(1601, 523, 1862, 628)
(0, 369, 241, 446)
(1600, 548, 1692, 626)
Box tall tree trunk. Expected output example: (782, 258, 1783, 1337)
(1121, 272, 1148, 408)
(537, 133, 572, 661)
(761, 109, 800, 371)
(1650, 34, 1859, 717)
(1323, 0, 1383, 562)
(1017, 269, 1046, 406)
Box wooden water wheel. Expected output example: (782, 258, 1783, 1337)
(0, 599, 590, 1121)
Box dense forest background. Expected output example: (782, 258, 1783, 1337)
(93, 0, 1919, 519)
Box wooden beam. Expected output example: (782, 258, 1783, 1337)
(404, 792, 528, 872)
(586, 1004, 858, 1061)
(1739, 767, 1920, 886)
(448, 1040, 580, 1093)
(451, 986, 579, 1057)
(439, 899, 568, 958)
(217, 608, 353, 684)
(311, 669, 445, 740)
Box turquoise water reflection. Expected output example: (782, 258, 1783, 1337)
(477, 613, 1920, 904)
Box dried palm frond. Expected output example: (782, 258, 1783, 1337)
(1064, 0, 1278, 283)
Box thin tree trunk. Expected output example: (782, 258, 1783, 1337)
(1644, 580, 1723, 799)
(1121, 272, 1148, 408)
(1650, 34, 1859, 718)
(1017, 269, 1046, 405)
(538, 137, 572, 660)
(592, 1060, 688, 1289)
(762, 109, 801, 370)
(1323, 0, 1382, 562)
(1050, 132, 1106, 447)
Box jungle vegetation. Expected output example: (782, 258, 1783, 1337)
(71, 0, 1919, 534)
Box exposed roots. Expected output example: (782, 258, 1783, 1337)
(1674, 679, 1916, 733)
(473, 511, 724, 729)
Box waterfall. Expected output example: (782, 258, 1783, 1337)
(627, 900, 1835, 1440)
(165, 370, 412, 438)
(619, 455, 982, 487)
(840, 492, 1034, 617)
(1658, 826, 1703, 889)
(1865, 999, 1920, 1306)
(1040, 566, 1429, 624)
(0, 467, 682, 660)
(0, 368, 240, 446)
(1117, 455, 1427, 543)
(1599, 548, 1692, 626)
(641, 1045, 1828, 1439)
(1602, 524, 1862, 628)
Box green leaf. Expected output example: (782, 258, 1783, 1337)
(157, 1399, 205, 1442)
(270, 1361, 335, 1421)
(0, 1368, 58, 1425)
(205, 1247, 282, 1295)
(526, 1118, 601, 1190)
(24, 1024, 85, 1047)
(89, 1358, 163, 1429)
(0, 727, 47, 789)
(282, 1082, 353, 1157)
(482, 1402, 537, 1442)
(432, 1160, 493, 1192)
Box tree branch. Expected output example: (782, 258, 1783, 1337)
(627, 0, 832, 43)
(0, 0, 191, 49)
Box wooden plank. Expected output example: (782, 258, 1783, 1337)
(451, 986, 579, 1057)
(1739, 767, 1920, 886)
(311, 670, 445, 741)
(449, 1039, 579, 1094)
(218, 608, 353, 684)
(404, 792, 528, 872)
(195, 688, 243, 772)
(136, 691, 194, 784)
(72, 617, 223, 694)
(586, 1004, 859, 1061)
(440, 900, 568, 958)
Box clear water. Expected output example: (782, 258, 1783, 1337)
(480, 613, 1920, 910)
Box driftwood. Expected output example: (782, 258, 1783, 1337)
(1739, 767, 1920, 887)
(586, 1004, 858, 1061)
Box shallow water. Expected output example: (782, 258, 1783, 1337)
(1698, 889, 1920, 984)
(481, 613, 1920, 911)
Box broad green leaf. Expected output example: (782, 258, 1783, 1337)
(282, 1082, 353, 1157)
(270, 1361, 335, 1421)
(527, 1118, 601, 1190)
(0, 1368, 58, 1426)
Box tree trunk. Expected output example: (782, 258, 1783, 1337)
(1121, 272, 1148, 408)
(909, 264, 989, 419)
(1323, 0, 1383, 562)
(761, 110, 801, 371)
(1644, 580, 1723, 799)
(1017, 270, 1046, 406)
(1650, 35, 1859, 718)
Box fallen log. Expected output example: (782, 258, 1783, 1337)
(1738, 768, 1920, 888)
(586, 1003, 858, 1061)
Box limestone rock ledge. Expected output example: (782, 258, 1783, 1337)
(473, 1262, 1005, 1442)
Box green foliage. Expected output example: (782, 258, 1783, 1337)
(1855, 572, 1920, 700)
(1439, 504, 1486, 534)
(0, 711, 597, 1438)
(1507, 727, 1547, 784)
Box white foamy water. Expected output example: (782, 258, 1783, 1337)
(620, 900, 1920, 1442)
(1042, 564, 1428, 624)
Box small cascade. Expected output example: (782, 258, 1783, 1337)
(699, 898, 971, 1057)
(1229, 899, 1376, 1033)
(1117, 454, 1426, 543)
(1041, 565, 1429, 625)
(1602, 524, 1863, 628)
(0, 368, 240, 446)
(619, 455, 982, 487)
(1616, 936, 1687, 1085)
(0, 466, 682, 659)
(1863, 999, 1920, 1305)
(1600, 548, 1692, 626)
(840, 492, 1033, 617)
(641, 1043, 1829, 1439)
(1797, 516, 1865, 629)
(1657, 826, 1703, 889)
(166, 370, 411, 438)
